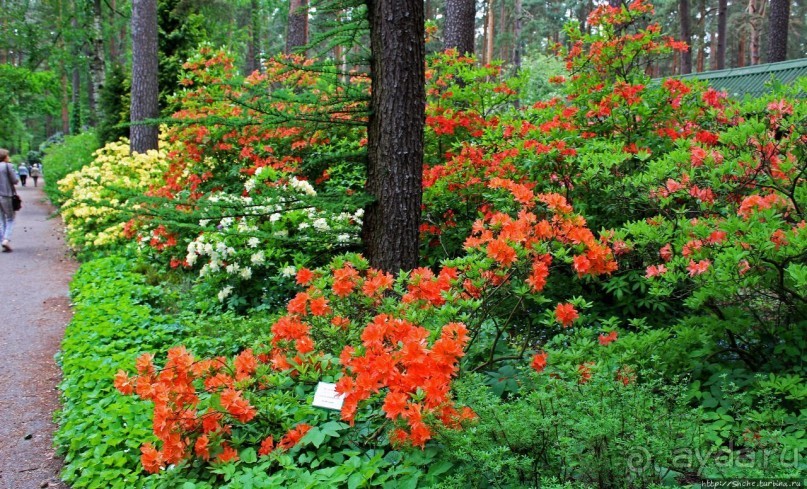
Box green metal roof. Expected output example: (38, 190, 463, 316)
(675, 57, 807, 98)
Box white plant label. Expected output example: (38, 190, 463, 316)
(312, 382, 345, 411)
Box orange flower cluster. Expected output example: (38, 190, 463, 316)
(115, 345, 317, 473)
(403, 267, 457, 306)
(464, 189, 617, 290)
(116, 347, 246, 472)
(336, 316, 472, 447)
(555, 303, 579, 327)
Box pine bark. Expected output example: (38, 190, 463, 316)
(679, 0, 692, 74)
(716, 0, 727, 69)
(246, 0, 261, 72)
(767, 0, 790, 62)
(286, 0, 309, 54)
(363, 0, 425, 273)
(444, 0, 475, 55)
(748, 0, 765, 65)
(130, 0, 159, 153)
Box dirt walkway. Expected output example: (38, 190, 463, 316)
(0, 182, 75, 489)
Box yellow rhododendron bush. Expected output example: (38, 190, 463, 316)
(59, 136, 173, 250)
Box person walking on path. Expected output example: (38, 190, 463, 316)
(17, 163, 29, 186)
(0, 149, 19, 252)
(30, 163, 42, 187)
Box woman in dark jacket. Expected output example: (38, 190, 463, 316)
(0, 149, 19, 252)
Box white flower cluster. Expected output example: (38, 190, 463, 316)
(243, 172, 317, 199)
(184, 176, 365, 303)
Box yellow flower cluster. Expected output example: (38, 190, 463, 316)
(59, 135, 173, 249)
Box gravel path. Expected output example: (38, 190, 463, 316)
(0, 182, 75, 489)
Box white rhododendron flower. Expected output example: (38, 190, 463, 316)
(313, 218, 329, 231)
(251, 251, 265, 265)
(217, 286, 233, 302)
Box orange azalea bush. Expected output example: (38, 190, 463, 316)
(117, 181, 618, 472)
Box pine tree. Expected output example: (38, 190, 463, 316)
(363, 0, 425, 272)
(287, 0, 310, 53)
(444, 0, 475, 55)
(130, 0, 159, 152)
(767, 0, 790, 62)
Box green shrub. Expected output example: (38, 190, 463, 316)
(434, 372, 703, 488)
(54, 256, 182, 488)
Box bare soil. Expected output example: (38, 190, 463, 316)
(0, 182, 76, 489)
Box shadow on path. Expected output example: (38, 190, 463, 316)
(0, 182, 76, 488)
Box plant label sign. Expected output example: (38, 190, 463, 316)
(312, 382, 345, 411)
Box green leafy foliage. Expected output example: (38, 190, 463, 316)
(436, 371, 702, 488)
(54, 257, 181, 488)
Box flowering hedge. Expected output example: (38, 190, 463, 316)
(58, 137, 171, 249)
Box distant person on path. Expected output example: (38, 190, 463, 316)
(30, 163, 42, 187)
(0, 149, 19, 252)
(17, 163, 29, 186)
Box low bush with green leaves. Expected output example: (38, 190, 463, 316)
(55, 256, 181, 488)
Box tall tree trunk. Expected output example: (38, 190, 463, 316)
(60, 72, 70, 134)
(109, 0, 120, 64)
(738, 31, 747, 66)
(130, 0, 159, 153)
(514, 0, 523, 71)
(443, 0, 475, 55)
(119, 0, 128, 65)
(710, 31, 719, 70)
(679, 0, 692, 74)
(71, 62, 81, 134)
(485, 0, 495, 64)
(363, 0, 425, 273)
(286, 0, 308, 54)
(696, 0, 706, 71)
(425, 0, 434, 20)
(58, 0, 70, 134)
(748, 0, 764, 65)
(246, 0, 261, 72)
(498, 0, 506, 62)
(88, 0, 105, 126)
(767, 0, 790, 62)
(717, 0, 727, 69)
(578, 0, 588, 35)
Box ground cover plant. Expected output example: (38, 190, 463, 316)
(52, 1, 805, 487)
